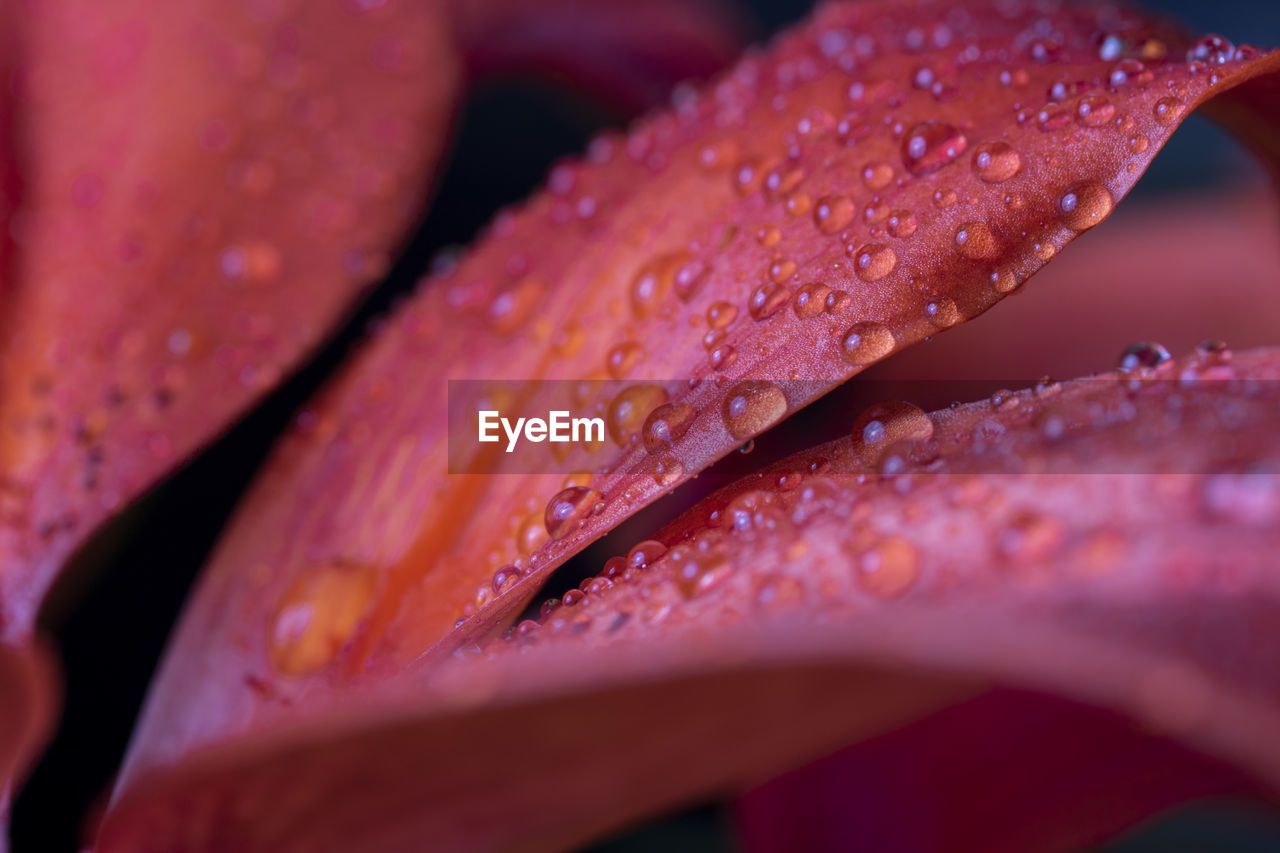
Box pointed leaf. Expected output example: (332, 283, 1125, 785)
(102, 345, 1280, 851)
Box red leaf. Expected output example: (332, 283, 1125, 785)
(0, 0, 744, 830)
(111, 0, 1280, 792)
(100, 345, 1280, 851)
(0, 0, 460, 635)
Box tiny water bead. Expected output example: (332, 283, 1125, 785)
(1119, 341, 1172, 371)
(901, 120, 967, 176)
(642, 401, 696, 452)
(840, 321, 896, 367)
(722, 380, 788, 440)
(886, 210, 917, 238)
(269, 561, 378, 676)
(970, 140, 1021, 182)
(1058, 181, 1113, 230)
(545, 486, 603, 539)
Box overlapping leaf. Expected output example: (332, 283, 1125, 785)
(0, 0, 744, 836)
(102, 345, 1280, 850)
(114, 0, 1280, 800)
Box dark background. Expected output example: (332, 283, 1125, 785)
(12, 1, 1280, 850)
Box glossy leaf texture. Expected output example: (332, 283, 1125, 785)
(115, 0, 1280, 793)
(0, 0, 743, 827)
(101, 345, 1280, 851)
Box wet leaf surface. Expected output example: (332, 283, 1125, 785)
(112, 0, 1280, 809)
(101, 344, 1280, 851)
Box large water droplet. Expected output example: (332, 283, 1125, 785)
(855, 537, 919, 598)
(850, 243, 897, 282)
(901, 121, 967, 176)
(840, 321, 896, 366)
(607, 384, 669, 445)
(1058, 181, 1113, 230)
(643, 401, 696, 452)
(545, 486, 603, 539)
(953, 221, 998, 259)
(1118, 341, 1171, 371)
(793, 282, 831, 319)
(722, 380, 788, 439)
(269, 561, 378, 676)
(971, 140, 1021, 182)
(814, 195, 855, 234)
(851, 401, 935, 447)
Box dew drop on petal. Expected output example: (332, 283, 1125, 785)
(1058, 181, 1113, 230)
(901, 120, 967, 176)
(545, 486, 603, 539)
(840, 321, 896, 366)
(970, 140, 1021, 182)
(722, 380, 788, 440)
(269, 562, 378, 676)
(643, 401, 696, 452)
(850, 243, 897, 282)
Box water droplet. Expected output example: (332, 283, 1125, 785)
(630, 251, 691, 318)
(606, 341, 644, 379)
(971, 140, 1021, 182)
(545, 486, 603, 539)
(722, 380, 788, 439)
(607, 384, 669, 445)
(1058, 181, 1113, 230)
(1074, 93, 1116, 127)
(814, 195, 855, 234)
(673, 259, 710, 302)
(671, 543, 732, 598)
(851, 401, 935, 447)
(953, 221, 998, 259)
(748, 283, 791, 320)
(901, 121, 967, 176)
(1187, 34, 1234, 65)
(1118, 341, 1171, 371)
(516, 511, 549, 555)
(840, 321, 896, 366)
(768, 257, 797, 283)
(756, 226, 782, 247)
(860, 161, 894, 190)
(924, 297, 961, 327)
(707, 301, 738, 329)
(887, 210, 917, 238)
(850, 243, 897, 282)
(652, 454, 684, 486)
(708, 344, 737, 371)
(1152, 96, 1185, 126)
(643, 401, 696, 452)
(793, 282, 832, 319)
(269, 561, 378, 676)
(825, 289, 852, 313)
(1035, 103, 1071, 131)
(855, 537, 919, 598)
(627, 540, 668, 569)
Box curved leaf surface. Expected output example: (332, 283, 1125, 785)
(102, 345, 1280, 851)
(119, 0, 1280, 795)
